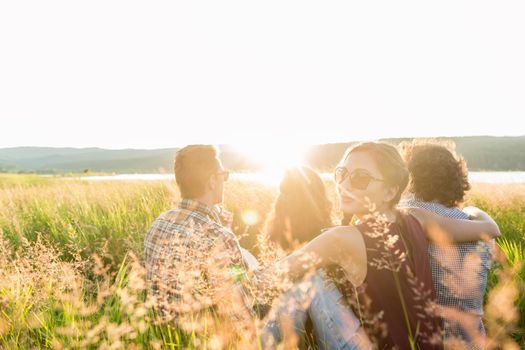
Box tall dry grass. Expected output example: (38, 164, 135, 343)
(0, 175, 523, 348)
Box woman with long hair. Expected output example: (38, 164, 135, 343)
(265, 166, 333, 252)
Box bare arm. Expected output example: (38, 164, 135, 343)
(407, 207, 500, 244)
(274, 226, 368, 287)
(462, 206, 496, 222)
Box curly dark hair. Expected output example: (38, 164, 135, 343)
(402, 141, 471, 208)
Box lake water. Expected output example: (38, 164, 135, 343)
(79, 171, 525, 184)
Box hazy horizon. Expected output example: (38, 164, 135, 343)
(2, 133, 524, 151)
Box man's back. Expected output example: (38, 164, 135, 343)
(144, 199, 247, 316)
(399, 195, 493, 348)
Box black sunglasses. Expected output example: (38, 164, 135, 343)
(334, 167, 384, 190)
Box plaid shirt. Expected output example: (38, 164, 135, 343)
(399, 195, 493, 346)
(144, 199, 252, 318)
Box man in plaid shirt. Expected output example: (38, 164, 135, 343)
(144, 145, 254, 323)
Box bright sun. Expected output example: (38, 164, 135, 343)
(231, 141, 309, 185)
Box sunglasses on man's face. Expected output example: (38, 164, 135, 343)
(334, 167, 384, 190)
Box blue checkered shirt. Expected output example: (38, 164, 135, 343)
(399, 195, 493, 346)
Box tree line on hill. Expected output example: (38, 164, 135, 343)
(0, 136, 524, 174)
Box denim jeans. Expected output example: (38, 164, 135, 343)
(261, 270, 373, 350)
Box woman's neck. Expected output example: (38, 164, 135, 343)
(356, 207, 397, 224)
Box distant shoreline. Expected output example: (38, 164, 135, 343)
(2, 136, 525, 173)
(68, 171, 525, 185)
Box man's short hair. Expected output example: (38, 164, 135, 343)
(401, 140, 471, 207)
(174, 145, 220, 199)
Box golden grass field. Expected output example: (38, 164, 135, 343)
(0, 174, 523, 349)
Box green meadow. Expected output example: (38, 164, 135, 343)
(0, 174, 523, 349)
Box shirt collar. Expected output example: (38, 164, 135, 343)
(179, 199, 221, 223)
(401, 193, 426, 204)
(407, 193, 442, 205)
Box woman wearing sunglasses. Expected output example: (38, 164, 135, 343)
(262, 142, 500, 349)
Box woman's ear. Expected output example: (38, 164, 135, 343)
(384, 185, 399, 204)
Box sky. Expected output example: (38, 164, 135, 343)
(1, 1, 524, 150)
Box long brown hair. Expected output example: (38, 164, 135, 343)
(265, 166, 332, 251)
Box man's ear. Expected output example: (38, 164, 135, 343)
(207, 174, 217, 191)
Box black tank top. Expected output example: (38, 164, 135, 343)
(347, 213, 444, 349)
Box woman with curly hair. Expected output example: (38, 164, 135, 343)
(399, 140, 494, 349)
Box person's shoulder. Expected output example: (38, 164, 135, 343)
(318, 225, 363, 246)
(161, 207, 221, 229)
(399, 210, 425, 230)
(444, 205, 470, 219)
(147, 209, 176, 230)
(423, 200, 469, 219)
(148, 207, 210, 240)
(154, 207, 185, 222)
(394, 209, 427, 238)
(399, 196, 437, 211)
(322, 225, 361, 236)
(402, 197, 470, 220)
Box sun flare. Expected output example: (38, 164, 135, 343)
(242, 210, 260, 226)
(231, 142, 309, 185)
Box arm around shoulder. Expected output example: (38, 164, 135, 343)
(406, 207, 501, 244)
